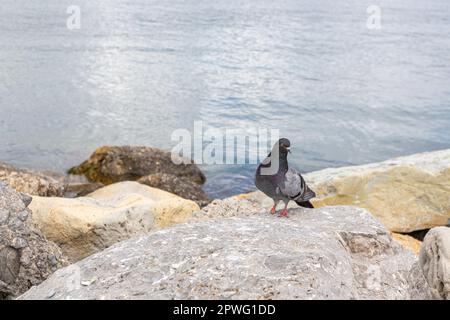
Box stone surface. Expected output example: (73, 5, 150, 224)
(28, 181, 200, 262)
(308, 149, 450, 233)
(0, 162, 65, 197)
(20, 206, 431, 300)
(195, 196, 423, 258)
(68, 146, 206, 185)
(191, 193, 265, 221)
(0, 182, 66, 299)
(138, 173, 210, 207)
(419, 226, 450, 299)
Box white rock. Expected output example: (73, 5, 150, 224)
(20, 206, 431, 300)
(419, 226, 450, 299)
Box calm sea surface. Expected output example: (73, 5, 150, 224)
(1, 0, 450, 198)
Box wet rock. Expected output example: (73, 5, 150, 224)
(138, 173, 210, 207)
(68, 146, 206, 185)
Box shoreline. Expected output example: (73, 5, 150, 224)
(3, 145, 450, 200)
(1, 145, 449, 234)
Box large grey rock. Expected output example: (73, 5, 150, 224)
(0, 182, 66, 299)
(419, 226, 450, 299)
(20, 206, 430, 300)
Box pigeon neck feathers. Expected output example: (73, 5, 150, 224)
(264, 149, 289, 173)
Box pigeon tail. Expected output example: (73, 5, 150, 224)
(296, 200, 314, 208)
(303, 188, 316, 201)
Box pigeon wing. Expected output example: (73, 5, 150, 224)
(279, 168, 315, 201)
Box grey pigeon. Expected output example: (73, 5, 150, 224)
(255, 138, 316, 217)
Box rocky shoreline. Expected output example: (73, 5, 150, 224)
(1, 146, 449, 299)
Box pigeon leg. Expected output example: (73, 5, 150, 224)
(270, 200, 280, 214)
(279, 202, 289, 217)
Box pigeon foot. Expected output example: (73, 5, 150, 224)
(270, 205, 277, 215)
(279, 209, 289, 217)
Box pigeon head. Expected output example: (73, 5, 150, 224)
(273, 138, 291, 155)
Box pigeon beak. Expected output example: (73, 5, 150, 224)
(286, 147, 291, 153)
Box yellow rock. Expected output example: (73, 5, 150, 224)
(306, 150, 450, 232)
(391, 233, 422, 255)
(29, 181, 199, 262)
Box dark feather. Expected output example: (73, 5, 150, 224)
(296, 200, 314, 208)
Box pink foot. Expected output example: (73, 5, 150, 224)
(279, 208, 289, 217)
(270, 205, 277, 215)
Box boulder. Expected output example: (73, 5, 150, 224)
(28, 181, 200, 262)
(68, 146, 206, 185)
(138, 173, 210, 207)
(0, 162, 65, 197)
(20, 206, 431, 300)
(0, 182, 66, 299)
(308, 149, 450, 233)
(419, 226, 450, 299)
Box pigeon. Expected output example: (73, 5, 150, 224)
(255, 138, 316, 217)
